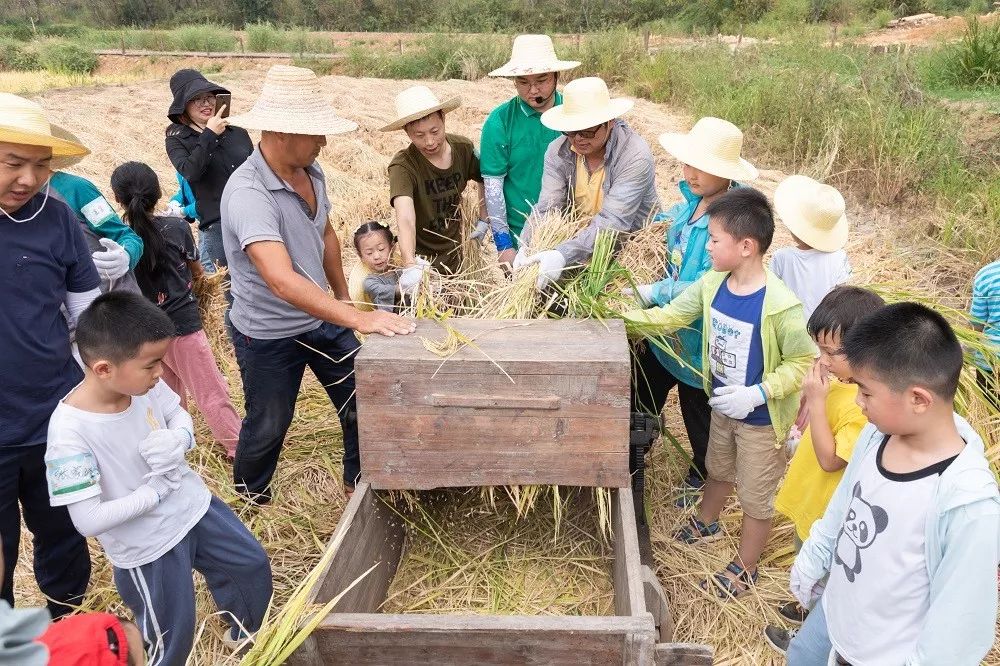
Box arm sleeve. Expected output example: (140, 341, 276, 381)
(152, 381, 194, 448)
(166, 130, 220, 184)
(761, 304, 817, 400)
(364, 275, 399, 312)
(62, 177, 144, 270)
(64, 287, 101, 332)
(556, 141, 656, 265)
(66, 487, 160, 537)
(522, 141, 570, 248)
(388, 163, 415, 207)
(483, 176, 514, 252)
(623, 274, 707, 335)
(906, 502, 1000, 665)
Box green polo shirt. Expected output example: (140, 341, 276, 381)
(479, 92, 563, 246)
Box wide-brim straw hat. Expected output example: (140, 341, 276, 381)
(540, 77, 633, 132)
(228, 65, 357, 136)
(489, 34, 581, 77)
(659, 117, 758, 183)
(774, 175, 849, 252)
(379, 85, 461, 132)
(0, 93, 89, 165)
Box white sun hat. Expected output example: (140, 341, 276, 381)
(379, 85, 461, 133)
(658, 117, 758, 182)
(539, 77, 633, 133)
(489, 34, 581, 77)
(774, 175, 849, 252)
(228, 65, 358, 135)
(0, 93, 89, 165)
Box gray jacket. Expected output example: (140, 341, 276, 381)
(523, 120, 660, 265)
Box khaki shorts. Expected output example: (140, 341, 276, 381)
(706, 410, 787, 520)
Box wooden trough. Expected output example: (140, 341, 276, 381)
(288, 318, 712, 664)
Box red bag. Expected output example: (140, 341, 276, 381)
(37, 612, 130, 666)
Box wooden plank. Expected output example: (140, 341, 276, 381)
(312, 483, 405, 613)
(305, 613, 653, 665)
(642, 565, 674, 642)
(612, 489, 647, 618)
(364, 450, 630, 489)
(429, 393, 562, 410)
(654, 643, 715, 665)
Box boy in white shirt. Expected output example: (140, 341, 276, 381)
(787, 302, 1000, 665)
(45, 292, 272, 666)
(769, 175, 851, 321)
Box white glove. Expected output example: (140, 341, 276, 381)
(469, 219, 490, 245)
(398, 258, 430, 294)
(785, 424, 804, 455)
(789, 561, 825, 609)
(623, 284, 655, 306)
(164, 200, 184, 217)
(522, 249, 566, 290)
(708, 384, 767, 420)
(146, 468, 183, 502)
(512, 247, 530, 271)
(92, 238, 130, 280)
(139, 428, 193, 473)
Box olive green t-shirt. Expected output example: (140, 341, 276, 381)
(388, 134, 481, 274)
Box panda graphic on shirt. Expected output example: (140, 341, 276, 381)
(834, 481, 889, 583)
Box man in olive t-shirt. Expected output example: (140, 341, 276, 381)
(381, 85, 485, 285)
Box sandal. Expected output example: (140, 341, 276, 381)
(674, 517, 722, 544)
(700, 561, 758, 599)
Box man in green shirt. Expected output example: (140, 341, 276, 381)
(481, 35, 580, 263)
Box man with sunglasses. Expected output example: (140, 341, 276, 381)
(480, 35, 580, 265)
(514, 77, 659, 290)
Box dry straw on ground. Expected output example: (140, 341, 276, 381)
(11, 71, 999, 664)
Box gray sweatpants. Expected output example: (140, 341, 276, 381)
(113, 496, 272, 666)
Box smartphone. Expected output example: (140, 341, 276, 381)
(215, 93, 231, 118)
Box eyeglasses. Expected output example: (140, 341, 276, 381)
(190, 94, 216, 105)
(562, 124, 605, 139)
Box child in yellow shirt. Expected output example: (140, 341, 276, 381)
(764, 285, 885, 655)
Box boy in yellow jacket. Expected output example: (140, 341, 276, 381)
(625, 188, 815, 599)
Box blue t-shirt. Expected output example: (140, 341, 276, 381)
(708, 280, 771, 425)
(0, 191, 100, 448)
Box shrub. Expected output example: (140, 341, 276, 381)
(173, 24, 236, 53)
(0, 21, 33, 41)
(932, 17, 1000, 88)
(38, 40, 98, 74)
(246, 21, 285, 52)
(0, 38, 41, 70)
(565, 30, 647, 84)
(292, 56, 337, 76)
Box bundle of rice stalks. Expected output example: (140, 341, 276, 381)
(380, 488, 614, 616)
(615, 219, 670, 289)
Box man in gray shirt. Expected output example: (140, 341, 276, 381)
(223, 65, 414, 503)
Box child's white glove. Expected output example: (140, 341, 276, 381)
(146, 468, 183, 501)
(520, 249, 566, 290)
(709, 384, 767, 420)
(139, 428, 193, 473)
(623, 284, 655, 306)
(164, 200, 184, 218)
(789, 561, 825, 609)
(91, 238, 130, 281)
(469, 219, 490, 245)
(399, 258, 430, 293)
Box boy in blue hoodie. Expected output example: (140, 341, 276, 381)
(788, 302, 1000, 665)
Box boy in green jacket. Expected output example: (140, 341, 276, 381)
(625, 188, 815, 599)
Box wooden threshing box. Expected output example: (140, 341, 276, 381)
(355, 318, 631, 490)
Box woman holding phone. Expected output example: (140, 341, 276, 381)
(165, 69, 253, 273)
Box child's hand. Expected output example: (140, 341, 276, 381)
(146, 468, 182, 501)
(801, 360, 830, 406)
(790, 561, 825, 609)
(139, 428, 192, 471)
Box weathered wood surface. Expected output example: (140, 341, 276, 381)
(311, 483, 404, 613)
(357, 318, 630, 489)
(654, 643, 715, 665)
(642, 565, 675, 642)
(303, 614, 656, 665)
(612, 488, 647, 619)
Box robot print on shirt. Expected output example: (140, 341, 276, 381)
(834, 481, 889, 583)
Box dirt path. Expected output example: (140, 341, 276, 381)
(19, 72, 937, 664)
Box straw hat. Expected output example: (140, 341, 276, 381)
(347, 261, 377, 312)
(658, 117, 758, 183)
(379, 86, 461, 132)
(774, 175, 849, 252)
(228, 65, 357, 135)
(0, 93, 89, 165)
(488, 34, 581, 77)
(539, 77, 633, 133)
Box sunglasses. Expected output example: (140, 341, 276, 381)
(190, 94, 216, 105)
(562, 124, 605, 139)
